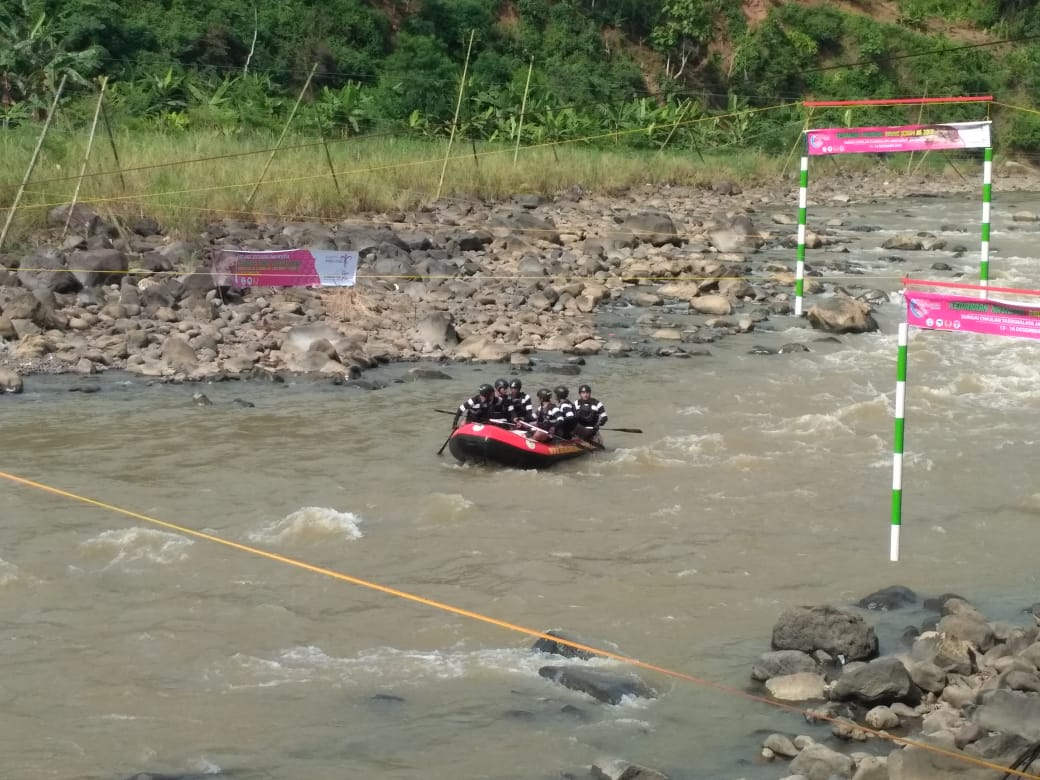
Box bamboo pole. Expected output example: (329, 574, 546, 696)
(436, 30, 475, 201)
(246, 62, 317, 207)
(100, 100, 126, 192)
(906, 86, 927, 176)
(320, 130, 341, 195)
(513, 58, 533, 167)
(64, 76, 108, 239)
(655, 99, 700, 160)
(0, 74, 66, 251)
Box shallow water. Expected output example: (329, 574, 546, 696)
(2, 191, 1040, 779)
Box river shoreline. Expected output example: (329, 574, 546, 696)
(3, 159, 1040, 390)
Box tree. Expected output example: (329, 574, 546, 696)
(0, 0, 102, 114)
(373, 33, 458, 122)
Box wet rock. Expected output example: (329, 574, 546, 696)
(591, 758, 670, 779)
(806, 297, 879, 334)
(0, 368, 24, 393)
(752, 649, 819, 681)
(830, 657, 917, 706)
(532, 629, 602, 660)
(765, 672, 827, 701)
(772, 605, 879, 662)
(857, 586, 918, 611)
(538, 665, 656, 705)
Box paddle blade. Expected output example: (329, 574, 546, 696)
(436, 430, 454, 455)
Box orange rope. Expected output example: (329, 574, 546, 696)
(0, 469, 1035, 778)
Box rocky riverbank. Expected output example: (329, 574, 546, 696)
(535, 588, 1040, 780)
(3, 160, 1040, 393)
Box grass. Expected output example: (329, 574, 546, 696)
(0, 123, 794, 244)
(0, 122, 984, 248)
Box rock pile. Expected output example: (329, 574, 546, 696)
(753, 588, 1040, 780)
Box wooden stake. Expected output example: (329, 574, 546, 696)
(64, 76, 107, 239)
(513, 58, 533, 167)
(321, 130, 341, 195)
(656, 99, 695, 160)
(0, 74, 66, 251)
(100, 99, 126, 192)
(906, 85, 927, 176)
(436, 30, 475, 201)
(246, 62, 317, 208)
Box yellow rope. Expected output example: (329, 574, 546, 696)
(0, 102, 798, 215)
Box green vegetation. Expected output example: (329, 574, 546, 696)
(2, 0, 1040, 237)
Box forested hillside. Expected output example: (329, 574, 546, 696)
(4, 0, 1040, 151)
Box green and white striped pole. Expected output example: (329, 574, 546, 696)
(794, 155, 809, 316)
(979, 145, 992, 297)
(890, 320, 909, 561)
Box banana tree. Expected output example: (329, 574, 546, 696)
(0, 0, 101, 117)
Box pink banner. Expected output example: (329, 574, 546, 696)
(905, 290, 1040, 341)
(806, 121, 991, 156)
(212, 249, 358, 288)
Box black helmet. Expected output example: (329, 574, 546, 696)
(554, 385, 569, 399)
(536, 388, 552, 401)
(578, 384, 591, 394)
(494, 378, 508, 390)
(478, 383, 494, 397)
(509, 379, 523, 390)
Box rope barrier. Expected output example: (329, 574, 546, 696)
(0, 101, 798, 215)
(0, 468, 1035, 778)
(904, 277, 1040, 297)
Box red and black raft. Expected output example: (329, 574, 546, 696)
(447, 423, 598, 469)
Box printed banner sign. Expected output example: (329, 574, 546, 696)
(212, 249, 358, 288)
(905, 290, 1040, 341)
(806, 121, 991, 156)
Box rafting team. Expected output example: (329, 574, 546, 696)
(451, 379, 608, 444)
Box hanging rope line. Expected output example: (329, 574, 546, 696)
(0, 468, 1036, 779)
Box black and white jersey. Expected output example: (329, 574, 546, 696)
(490, 392, 512, 421)
(575, 397, 607, 427)
(533, 403, 563, 430)
(456, 394, 493, 424)
(507, 392, 533, 422)
(555, 400, 577, 435)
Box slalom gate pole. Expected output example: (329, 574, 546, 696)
(979, 145, 992, 297)
(890, 320, 909, 561)
(794, 155, 809, 317)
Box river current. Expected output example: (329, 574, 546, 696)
(2, 191, 1040, 779)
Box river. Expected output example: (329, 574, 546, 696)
(2, 190, 1040, 779)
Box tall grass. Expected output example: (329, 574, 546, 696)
(0, 123, 794, 243)
(0, 123, 972, 247)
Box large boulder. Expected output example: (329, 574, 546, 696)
(17, 248, 81, 295)
(0, 368, 23, 393)
(538, 664, 656, 705)
(830, 657, 917, 705)
(412, 311, 458, 351)
(69, 248, 128, 288)
(621, 211, 681, 247)
(772, 605, 879, 661)
(807, 297, 879, 334)
(707, 214, 764, 253)
(972, 689, 1040, 740)
(283, 323, 343, 353)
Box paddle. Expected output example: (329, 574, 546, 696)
(436, 429, 454, 456)
(436, 408, 640, 434)
(513, 419, 602, 451)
